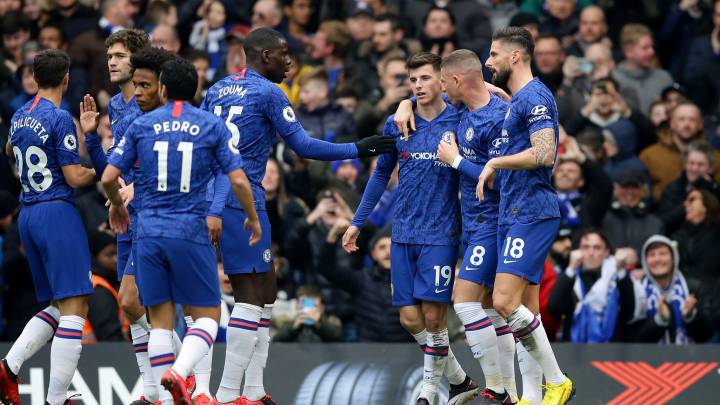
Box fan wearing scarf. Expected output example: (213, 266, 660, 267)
(547, 229, 633, 342)
(626, 235, 713, 344)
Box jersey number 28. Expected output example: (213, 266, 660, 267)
(13, 146, 52, 192)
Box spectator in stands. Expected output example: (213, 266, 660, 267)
(419, 6, 458, 59)
(613, 23, 674, 117)
(509, 11, 540, 40)
(309, 20, 353, 94)
(68, 0, 136, 97)
(8, 64, 37, 113)
(554, 136, 614, 242)
(565, 5, 609, 56)
(357, 14, 421, 70)
(263, 158, 307, 251)
(404, 0, 492, 57)
(648, 100, 668, 128)
(538, 0, 579, 47)
(547, 229, 625, 342)
(296, 68, 358, 144)
(657, 141, 720, 234)
(640, 102, 720, 199)
(44, 0, 100, 43)
(603, 169, 663, 254)
(345, 4, 374, 42)
(620, 235, 713, 344)
(359, 55, 412, 136)
(273, 285, 344, 342)
(671, 188, 720, 287)
(684, 0, 720, 114)
(557, 43, 643, 129)
(661, 84, 688, 113)
(38, 24, 65, 51)
(533, 34, 565, 93)
(188, 0, 227, 81)
(85, 229, 126, 342)
(151, 23, 182, 54)
(281, 0, 312, 56)
(252, 0, 283, 30)
(186, 49, 209, 105)
(144, 0, 177, 31)
(317, 229, 410, 342)
(1, 11, 30, 71)
(478, 0, 518, 31)
(278, 52, 312, 106)
(212, 28, 245, 81)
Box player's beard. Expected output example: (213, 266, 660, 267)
(491, 67, 512, 89)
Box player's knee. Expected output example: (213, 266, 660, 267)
(119, 289, 141, 317)
(422, 308, 445, 331)
(399, 311, 422, 333)
(492, 293, 517, 319)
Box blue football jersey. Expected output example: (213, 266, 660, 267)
(497, 78, 560, 225)
(362, 107, 461, 246)
(201, 68, 355, 211)
(108, 92, 140, 134)
(9, 96, 80, 205)
(456, 95, 506, 233)
(108, 101, 243, 244)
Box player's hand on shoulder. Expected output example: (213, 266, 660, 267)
(341, 225, 361, 253)
(394, 100, 415, 141)
(355, 135, 396, 157)
(437, 132, 459, 165)
(108, 203, 130, 234)
(206, 215, 222, 245)
(79, 94, 100, 134)
(243, 214, 262, 246)
(485, 82, 510, 102)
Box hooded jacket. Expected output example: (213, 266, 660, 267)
(612, 62, 673, 118)
(623, 235, 713, 343)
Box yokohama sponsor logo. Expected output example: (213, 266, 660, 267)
(593, 361, 718, 405)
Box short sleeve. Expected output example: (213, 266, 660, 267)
(266, 85, 304, 139)
(107, 123, 139, 173)
(213, 120, 243, 174)
(53, 111, 81, 167)
(524, 91, 556, 134)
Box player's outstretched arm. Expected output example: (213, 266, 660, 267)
(344, 153, 396, 253)
(61, 164, 97, 188)
(227, 168, 261, 246)
(79, 94, 107, 177)
(284, 128, 395, 160)
(100, 164, 130, 234)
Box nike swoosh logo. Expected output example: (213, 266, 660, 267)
(435, 288, 448, 293)
(464, 267, 479, 271)
(368, 148, 376, 152)
(111, 119, 118, 125)
(503, 259, 517, 264)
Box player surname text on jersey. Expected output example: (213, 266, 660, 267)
(152, 120, 201, 136)
(217, 84, 247, 99)
(10, 116, 48, 140)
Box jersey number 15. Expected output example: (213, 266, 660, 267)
(213, 105, 242, 154)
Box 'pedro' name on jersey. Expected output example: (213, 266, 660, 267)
(153, 120, 201, 135)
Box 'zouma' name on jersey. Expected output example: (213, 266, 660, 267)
(496, 78, 560, 225)
(108, 101, 242, 244)
(353, 106, 461, 246)
(9, 96, 80, 205)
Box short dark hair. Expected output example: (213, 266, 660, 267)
(33, 49, 70, 88)
(182, 48, 210, 63)
(492, 26, 535, 61)
(406, 51, 441, 72)
(131, 46, 176, 77)
(422, 6, 455, 27)
(296, 284, 322, 299)
(105, 28, 150, 52)
(160, 57, 198, 101)
(244, 28, 285, 62)
(2, 11, 30, 36)
(535, 33, 562, 46)
(579, 228, 611, 250)
(374, 13, 402, 31)
(39, 23, 66, 45)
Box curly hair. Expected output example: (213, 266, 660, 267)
(105, 28, 150, 53)
(130, 46, 176, 76)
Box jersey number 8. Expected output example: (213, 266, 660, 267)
(13, 146, 52, 192)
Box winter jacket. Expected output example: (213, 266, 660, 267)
(602, 202, 664, 253)
(296, 102, 358, 144)
(612, 61, 674, 117)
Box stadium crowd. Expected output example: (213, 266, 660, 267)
(0, 0, 719, 345)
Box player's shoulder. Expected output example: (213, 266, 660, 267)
(383, 115, 400, 138)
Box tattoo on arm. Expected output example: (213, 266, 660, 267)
(530, 128, 556, 167)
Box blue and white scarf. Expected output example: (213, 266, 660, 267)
(570, 257, 620, 343)
(643, 274, 690, 344)
(557, 191, 582, 229)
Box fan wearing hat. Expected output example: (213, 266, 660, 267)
(602, 168, 663, 254)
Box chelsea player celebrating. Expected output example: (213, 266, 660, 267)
(478, 27, 575, 405)
(201, 28, 395, 405)
(344, 52, 467, 405)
